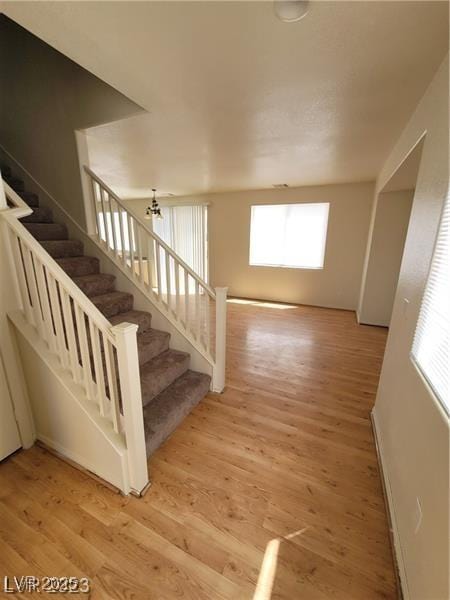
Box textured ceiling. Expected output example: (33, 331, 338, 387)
(1, 1, 448, 198)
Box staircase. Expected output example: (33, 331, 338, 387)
(1, 164, 211, 458)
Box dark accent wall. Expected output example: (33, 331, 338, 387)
(0, 15, 144, 227)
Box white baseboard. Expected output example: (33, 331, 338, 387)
(371, 409, 410, 600)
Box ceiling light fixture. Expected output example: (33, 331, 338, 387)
(145, 188, 163, 220)
(274, 0, 309, 23)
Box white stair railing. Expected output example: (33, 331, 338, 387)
(0, 178, 148, 495)
(83, 166, 227, 392)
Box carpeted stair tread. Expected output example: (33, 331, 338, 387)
(19, 206, 53, 223)
(109, 310, 152, 334)
(19, 191, 40, 207)
(143, 370, 211, 456)
(41, 239, 83, 258)
(140, 349, 190, 407)
(137, 328, 170, 366)
(56, 256, 100, 277)
(91, 291, 134, 318)
(73, 273, 116, 297)
(4, 176, 24, 192)
(24, 222, 68, 241)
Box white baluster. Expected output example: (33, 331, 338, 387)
(104, 338, 120, 433)
(22, 246, 44, 338)
(99, 187, 110, 250)
(108, 195, 119, 261)
(175, 262, 181, 320)
(155, 240, 162, 300)
(90, 179, 101, 240)
(195, 280, 200, 341)
(47, 276, 69, 369)
(89, 322, 107, 416)
(7, 230, 34, 325)
(184, 270, 190, 330)
(136, 223, 145, 285)
(60, 289, 82, 384)
(126, 212, 135, 275)
(74, 303, 94, 401)
(118, 206, 127, 268)
(165, 249, 172, 309)
(34, 258, 57, 353)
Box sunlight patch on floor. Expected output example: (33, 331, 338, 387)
(253, 538, 281, 600)
(227, 298, 297, 310)
(253, 528, 309, 600)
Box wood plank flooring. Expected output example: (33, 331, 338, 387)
(0, 300, 397, 599)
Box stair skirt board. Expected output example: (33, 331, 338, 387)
(2, 164, 212, 461)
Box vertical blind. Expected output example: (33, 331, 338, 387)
(153, 205, 208, 282)
(411, 192, 449, 413)
(249, 203, 329, 269)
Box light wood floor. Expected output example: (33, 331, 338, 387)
(0, 300, 397, 599)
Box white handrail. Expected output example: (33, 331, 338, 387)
(82, 166, 227, 392)
(0, 176, 148, 494)
(84, 167, 216, 297)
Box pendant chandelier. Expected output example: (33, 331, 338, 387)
(145, 188, 163, 220)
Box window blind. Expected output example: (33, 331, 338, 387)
(249, 203, 329, 269)
(153, 204, 208, 294)
(411, 192, 449, 413)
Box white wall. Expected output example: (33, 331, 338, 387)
(358, 189, 414, 326)
(128, 181, 374, 310)
(0, 15, 143, 228)
(371, 56, 449, 600)
(12, 312, 129, 492)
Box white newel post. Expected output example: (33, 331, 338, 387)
(112, 322, 149, 495)
(75, 130, 97, 236)
(213, 286, 228, 393)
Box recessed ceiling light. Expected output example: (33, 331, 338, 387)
(274, 0, 309, 23)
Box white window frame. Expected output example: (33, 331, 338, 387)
(410, 193, 449, 415)
(249, 202, 330, 270)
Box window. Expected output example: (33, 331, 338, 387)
(411, 193, 449, 413)
(153, 204, 208, 282)
(249, 203, 329, 269)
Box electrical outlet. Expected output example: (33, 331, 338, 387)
(414, 497, 423, 534)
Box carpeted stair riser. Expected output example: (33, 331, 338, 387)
(140, 349, 190, 407)
(143, 370, 211, 457)
(137, 329, 170, 366)
(24, 222, 68, 241)
(73, 273, 116, 297)
(19, 191, 40, 207)
(109, 310, 152, 334)
(5, 176, 25, 192)
(3, 163, 212, 457)
(91, 291, 134, 318)
(20, 206, 53, 223)
(41, 239, 84, 258)
(56, 256, 100, 278)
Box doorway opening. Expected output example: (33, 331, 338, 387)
(358, 137, 425, 327)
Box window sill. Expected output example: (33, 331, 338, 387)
(249, 263, 324, 270)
